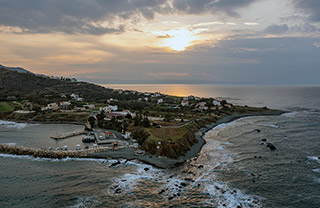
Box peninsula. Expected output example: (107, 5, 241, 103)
(0, 65, 284, 168)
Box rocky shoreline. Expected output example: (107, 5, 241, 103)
(90, 109, 286, 168)
(0, 110, 286, 168)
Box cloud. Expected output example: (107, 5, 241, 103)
(264, 24, 289, 34)
(263, 23, 320, 35)
(0, 0, 169, 35)
(244, 22, 259, 26)
(172, 0, 257, 17)
(294, 0, 320, 22)
(0, 0, 258, 35)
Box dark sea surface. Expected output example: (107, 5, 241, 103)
(1, 84, 320, 208)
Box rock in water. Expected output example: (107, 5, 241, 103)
(267, 143, 276, 150)
(110, 160, 121, 167)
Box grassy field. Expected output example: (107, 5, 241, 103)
(146, 126, 187, 142)
(0, 102, 21, 112)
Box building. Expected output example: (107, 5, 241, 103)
(181, 100, 189, 107)
(100, 105, 118, 112)
(213, 100, 221, 106)
(59, 101, 71, 110)
(105, 112, 125, 121)
(157, 98, 164, 104)
(70, 93, 84, 101)
(124, 131, 132, 139)
(42, 103, 59, 111)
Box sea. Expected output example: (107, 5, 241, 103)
(1, 84, 320, 208)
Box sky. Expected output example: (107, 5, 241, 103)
(0, 0, 319, 85)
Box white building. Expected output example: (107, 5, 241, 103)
(181, 100, 189, 107)
(124, 131, 132, 139)
(157, 98, 164, 104)
(41, 103, 59, 111)
(100, 105, 118, 112)
(213, 100, 221, 106)
(59, 101, 71, 110)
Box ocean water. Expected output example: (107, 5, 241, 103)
(1, 85, 320, 208)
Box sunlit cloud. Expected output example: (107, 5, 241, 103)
(152, 28, 209, 51)
(244, 22, 259, 26)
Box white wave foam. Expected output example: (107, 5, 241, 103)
(205, 181, 262, 208)
(281, 112, 298, 117)
(0, 142, 17, 146)
(313, 169, 320, 173)
(65, 196, 102, 208)
(0, 120, 29, 129)
(308, 156, 320, 164)
(107, 162, 164, 196)
(0, 153, 112, 163)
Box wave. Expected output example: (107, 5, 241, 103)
(0, 153, 112, 163)
(313, 169, 320, 173)
(0, 120, 30, 129)
(205, 181, 262, 208)
(308, 156, 320, 164)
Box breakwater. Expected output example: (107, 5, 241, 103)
(50, 130, 87, 140)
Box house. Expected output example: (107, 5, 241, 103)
(182, 97, 188, 101)
(70, 93, 84, 101)
(198, 102, 207, 107)
(213, 100, 221, 106)
(105, 112, 125, 120)
(144, 97, 149, 101)
(6, 96, 17, 101)
(124, 131, 132, 139)
(104, 131, 115, 138)
(59, 101, 71, 110)
(83, 104, 95, 109)
(181, 100, 189, 107)
(42, 103, 59, 111)
(157, 98, 164, 104)
(188, 95, 195, 100)
(100, 105, 118, 112)
(23, 102, 33, 110)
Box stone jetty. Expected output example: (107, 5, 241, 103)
(0, 144, 109, 159)
(50, 130, 87, 140)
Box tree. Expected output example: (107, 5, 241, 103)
(88, 116, 96, 129)
(96, 110, 105, 128)
(142, 117, 151, 127)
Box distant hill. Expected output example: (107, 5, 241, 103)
(0, 64, 34, 74)
(0, 66, 135, 103)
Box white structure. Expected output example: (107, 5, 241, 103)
(183, 97, 188, 101)
(181, 100, 189, 107)
(213, 100, 221, 106)
(59, 101, 71, 110)
(41, 103, 59, 111)
(83, 104, 95, 109)
(144, 97, 149, 101)
(157, 98, 164, 104)
(100, 105, 118, 112)
(198, 102, 207, 107)
(124, 131, 132, 139)
(70, 93, 84, 101)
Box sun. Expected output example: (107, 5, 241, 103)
(153, 28, 201, 51)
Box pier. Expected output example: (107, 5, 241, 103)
(51, 130, 87, 140)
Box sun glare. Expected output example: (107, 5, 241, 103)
(153, 28, 202, 51)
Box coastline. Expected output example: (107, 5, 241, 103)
(0, 110, 286, 169)
(89, 109, 286, 168)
